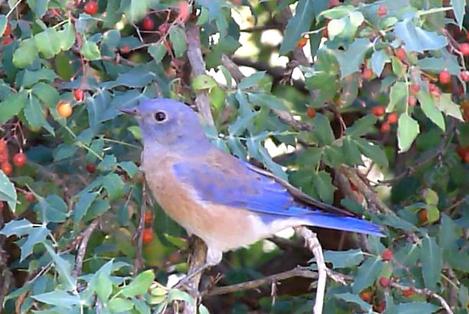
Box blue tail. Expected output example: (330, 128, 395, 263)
(301, 210, 384, 237)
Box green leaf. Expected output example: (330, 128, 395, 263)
(35, 194, 68, 223)
(420, 236, 442, 290)
(20, 226, 48, 261)
(279, 0, 316, 54)
(238, 72, 266, 90)
(0, 219, 32, 237)
(32, 82, 59, 106)
(121, 269, 155, 298)
(313, 113, 335, 145)
(167, 289, 193, 304)
(397, 113, 419, 152)
(26, 0, 49, 18)
(109, 297, 134, 312)
(95, 273, 113, 302)
(335, 293, 372, 312)
(169, 26, 187, 58)
(324, 249, 364, 269)
(346, 115, 377, 137)
(44, 244, 76, 291)
(0, 15, 7, 36)
(24, 94, 54, 134)
(417, 91, 445, 131)
(0, 91, 27, 124)
(13, 38, 38, 68)
(394, 19, 447, 53)
(394, 301, 439, 314)
(388, 81, 407, 113)
(342, 136, 363, 165)
(450, 0, 465, 29)
(355, 138, 388, 168)
(72, 192, 98, 223)
(370, 50, 389, 77)
(436, 93, 463, 121)
(148, 43, 166, 63)
(32, 290, 81, 308)
(101, 173, 125, 201)
(80, 40, 101, 61)
(352, 257, 384, 293)
(311, 171, 335, 204)
(127, 0, 153, 22)
(334, 38, 372, 78)
(0, 170, 17, 211)
(192, 74, 217, 90)
(57, 22, 75, 51)
(34, 28, 61, 58)
(22, 68, 57, 88)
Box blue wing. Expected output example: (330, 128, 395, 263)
(173, 152, 383, 237)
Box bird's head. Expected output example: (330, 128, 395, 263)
(121, 98, 210, 153)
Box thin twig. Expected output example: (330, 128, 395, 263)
(204, 266, 316, 296)
(72, 219, 100, 278)
(295, 227, 326, 314)
(133, 183, 147, 274)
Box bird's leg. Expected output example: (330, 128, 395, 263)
(175, 247, 222, 290)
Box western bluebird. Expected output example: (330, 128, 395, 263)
(123, 98, 383, 266)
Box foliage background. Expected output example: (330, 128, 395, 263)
(0, 0, 468, 313)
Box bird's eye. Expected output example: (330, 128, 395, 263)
(154, 111, 167, 122)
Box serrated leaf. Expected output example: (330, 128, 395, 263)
(32, 290, 81, 308)
(13, 38, 38, 68)
(388, 81, 407, 112)
(355, 138, 388, 168)
(121, 269, 155, 298)
(80, 40, 101, 61)
(57, 22, 75, 51)
(95, 273, 113, 302)
(0, 170, 17, 210)
(346, 115, 378, 137)
(72, 192, 98, 223)
(394, 19, 447, 52)
(26, 0, 49, 17)
(32, 82, 59, 107)
(24, 94, 54, 134)
(451, 0, 465, 29)
(192, 74, 217, 90)
(334, 38, 372, 78)
(0, 91, 27, 125)
(371, 50, 389, 77)
(0, 219, 32, 237)
(0, 15, 7, 36)
(313, 113, 335, 145)
(352, 257, 384, 293)
(436, 93, 463, 121)
(394, 301, 439, 314)
(324, 249, 364, 269)
(420, 236, 442, 290)
(35, 194, 68, 223)
(109, 297, 134, 312)
(311, 170, 335, 204)
(44, 244, 76, 291)
(279, 0, 316, 54)
(342, 136, 363, 165)
(34, 28, 62, 59)
(169, 26, 187, 58)
(148, 43, 166, 63)
(167, 289, 193, 304)
(101, 173, 125, 201)
(417, 91, 445, 131)
(397, 113, 419, 152)
(20, 226, 48, 261)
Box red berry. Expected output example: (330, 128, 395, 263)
(3, 23, 11, 37)
(359, 290, 373, 303)
(362, 67, 373, 80)
(381, 248, 393, 261)
(84, 1, 98, 15)
(142, 228, 154, 245)
(459, 43, 469, 56)
(395, 48, 406, 61)
(387, 112, 398, 124)
(297, 37, 308, 48)
(461, 70, 469, 82)
(119, 45, 130, 54)
(86, 163, 96, 174)
(1, 162, 12, 176)
(408, 95, 417, 106)
(0, 139, 6, 152)
(12, 152, 26, 167)
(402, 288, 415, 298)
(439, 69, 451, 84)
(371, 106, 386, 117)
(380, 122, 391, 133)
(24, 192, 35, 203)
(2, 36, 13, 45)
(143, 210, 153, 225)
(73, 89, 85, 102)
(377, 5, 388, 17)
(306, 107, 316, 118)
(176, 1, 191, 23)
(0, 151, 8, 163)
(379, 277, 391, 288)
(418, 209, 428, 223)
(142, 16, 155, 31)
(409, 83, 420, 95)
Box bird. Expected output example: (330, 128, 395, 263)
(122, 98, 383, 266)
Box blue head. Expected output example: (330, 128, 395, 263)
(123, 98, 211, 153)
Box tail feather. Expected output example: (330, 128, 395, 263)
(301, 210, 384, 237)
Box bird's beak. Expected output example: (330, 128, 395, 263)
(120, 107, 139, 116)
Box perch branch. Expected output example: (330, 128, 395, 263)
(72, 219, 100, 278)
(134, 183, 147, 274)
(295, 226, 327, 314)
(205, 266, 316, 296)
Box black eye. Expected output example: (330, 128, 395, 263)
(154, 111, 167, 122)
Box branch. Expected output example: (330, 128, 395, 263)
(72, 219, 100, 278)
(295, 227, 327, 314)
(204, 266, 316, 296)
(134, 183, 147, 274)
